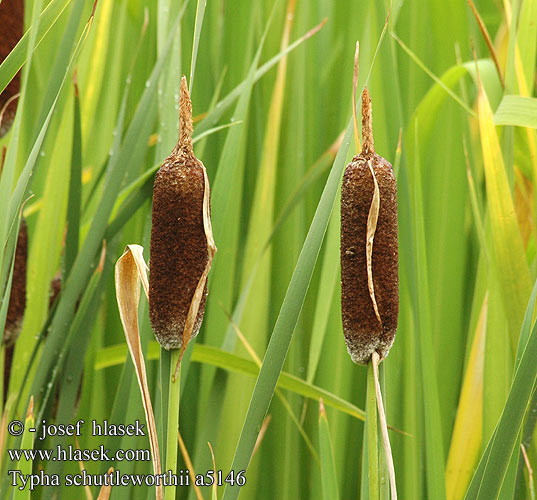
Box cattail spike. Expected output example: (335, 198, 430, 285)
(174, 75, 193, 156)
(361, 87, 375, 156)
(4, 218, 27, 346)
(341, 85, 398, 365)
(150, 76, 213, 352)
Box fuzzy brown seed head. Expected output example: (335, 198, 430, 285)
(0, 0, 24, 137)
(49, 274, 62, 309)
(4, 218, 27, 346)
(340, 89, 398, 365)
(149, 76, 210, 350)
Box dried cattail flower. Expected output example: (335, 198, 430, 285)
(149, 76, 215, 350)
(3, 218, 28, 346)
(340, 87, 398, 365)
(49, 273, 62, 309)
(0, 0, 24, 137)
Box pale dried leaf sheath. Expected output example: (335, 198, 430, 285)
(149, 76, 215, 351)
(341, 87, 398, 365)
(0, 0, 24, 137)
(115, 245, 162, 500)
(96, 467, 114, 500)
(366, 160, 382, 324)
(3, 218, 27, 346)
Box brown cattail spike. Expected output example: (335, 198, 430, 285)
(4, 218, 27, 346)
(149, 75, 212, 351)
(0, 0, 24, 137)
(340, 89, 398, 365)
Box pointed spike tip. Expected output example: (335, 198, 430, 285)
(361, 87, 374, 155)
(176, 75, 193, 156)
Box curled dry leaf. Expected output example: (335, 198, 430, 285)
(115, 244, 162, 500)
(178, 164, 216, 371)
(365, 159, 381, 325)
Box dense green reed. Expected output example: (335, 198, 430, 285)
(1, 0, 537, 499)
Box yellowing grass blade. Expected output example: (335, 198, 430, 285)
(115, 245, 161, 500)
(178, 431, 205, 500)
(12, 396, 35, 500)
(446, 296, 486, 500)
(477, 83, 531, 345)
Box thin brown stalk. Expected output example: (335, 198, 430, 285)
(467, 0, 505, 88)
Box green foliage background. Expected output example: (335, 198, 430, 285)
(1, 0, 537, 498)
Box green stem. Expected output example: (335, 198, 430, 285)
(0, 345, 5, 409)
(367, 360, 379, 500)
(165, 349, 181, 500)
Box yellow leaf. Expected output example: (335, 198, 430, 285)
(446, 297, 486, 500)
(477, 84, 531, 345)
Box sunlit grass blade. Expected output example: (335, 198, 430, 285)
(494, 96, 537, 129)
(515, 0, 537, 94)
(477, 82, 531, 344)
(189, 0, 207, 91)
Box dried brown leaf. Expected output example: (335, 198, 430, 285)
(115, 245, 162, 500)
(96, 467, 114, 500)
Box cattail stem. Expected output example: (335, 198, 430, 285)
(366, 359, 380, 500)
(165, 348, 181, 500)
(173, 75, 193, 157)
(372, 351, 397, 500)
(361, 87, 375, 155)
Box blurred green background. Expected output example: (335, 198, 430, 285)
(1, 0, 536, 498)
